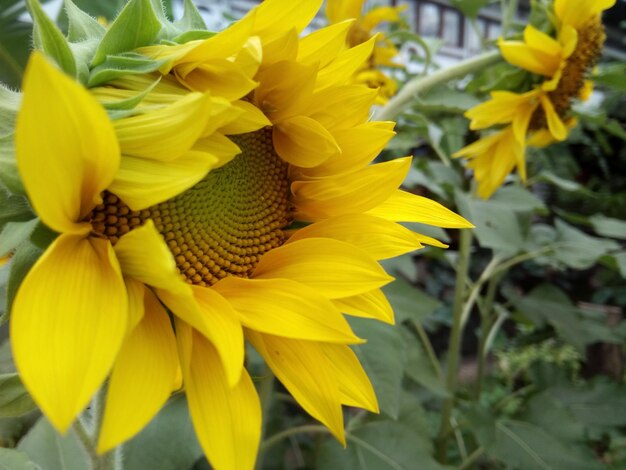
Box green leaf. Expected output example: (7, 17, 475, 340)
(26, 0, 77, 77)
(88, 52, 166, 86)
(589, 214, 626, 240)
(69, 0, 126, 20)
(174, 0, 207, 31)
(520, 391, 586, 443)
(0, 189, 32, 229)
(64, 0, 106, 42)
(317, 420, 445, 470)
(0, 448, 38, 470)
(91, 0, 162, 66)
(0, 373, 37, 417)
(3, 240, 42, 324)
(0, 7, 32, 89)
(123, 395, 203, 470)
(456, 190, 525, 256)
(552, 219, 620, 270)
(418, 85, 481, 113)
(593, 63, 626, 92)
(0, 134, 24, 194)
(402, 329, 448, 397)
(536, 171, 585, 192)
(0, 84, 20, 137)
(16, 417, 89, 470)
(449, 0, 490, 18)
(0, 219, 38, 256)
(612, 251, 626, 277)
(349, 318, 407, 419)
(172, 30, 215, 44)
(383, 277, 441, 324)
(490, 186, 547, 213)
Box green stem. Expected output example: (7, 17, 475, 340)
(459, 446, 485, 470)
(260, 425, 329, 452)
(374, 50, 501, 122)
(74, 418, 99, 468)
(255, 365, 276, 470)
(474, 273, 502, 401)
(413, 320, 444, 380)
(435, 229, 473, 463)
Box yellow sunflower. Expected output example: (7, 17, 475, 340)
(454, 0, 615, 199)
(325, 0, 404, 103)
(11, 1, 471, 469)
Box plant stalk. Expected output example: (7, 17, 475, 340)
(435, 228, 472, 463)
(374, 50, 501, 122)
(255, 364, 276, 470)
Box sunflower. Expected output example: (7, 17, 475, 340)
(11, 1, 471, 469)
(325, 0, 404, 103)
(454, 0, 615, 199)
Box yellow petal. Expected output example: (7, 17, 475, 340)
(308, 85, 377, 131)
(98, 287, 178, 453)
(298, 20, 353, 67)
(247, 331, 345, 445)
(287, 214, 423, 260)
(319, 343, 378, 412)
(192, 134, 241, 169)
(555, 0, 615, 29)
(253, 0, 323, 44)
(539, 94, 567, 141)
(262, 29, 299, 65)
(234, 36, 263, 77)
(498, 31, 561, 78)
(466, 90, 539, 131)
(182, 331, 261, 470)
(213, 277, 361, 343)
(367, 190, 474, 228)
(274, 116, 340, 168)
(175, 59, 258, 101)
(292, 157, 411, 220)
(326, 0, 364, 23)
(125, 277, 146, 333)
(253, 238, 393, 299)
(113, 92, 213, 162)
(11, 234, 127, 432)
(219, 101, 271, 135)
(110, 151, 218, 211)
(362, 6, 404, 30)
(16, 52, 119, 234)
(333, 289, 394, 324)
(316, 36, 376, 90)
(303, 122, 395, 177)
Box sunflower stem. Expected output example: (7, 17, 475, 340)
(260, 425, 329, 452)
(435, 228, 472, 463)
(255, 364, 276, 470)
(374, 50, 502, 122)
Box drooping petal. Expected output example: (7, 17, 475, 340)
(292, 157, 411, 220)
(333, 288, 394, 324)
(16, 52, 119, 234)
(366, 190, 474, 228)
(539, 94, 567, 141)
(253, 238, 393, 299)
(247, 331, 345, 444)
(11, 234, 127, 433)
(109, 150, 218, 211)
(287, 214, 423, 260)
(319, 343, 378, 412)
(181, 330, 261, 470)
(273, 116, 340, 168)
(98, 287, 178, 453)
(113, 92, 213, 162)
(213, 277, 361, 343)
(555, 0, 615, 29)
(125, 277, 146, 333)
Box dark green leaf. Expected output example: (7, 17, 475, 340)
(349, 318, 407, 419)
(0, 448, 38, 469)
(383, 277, 441, 324)
(0, 373, 37, 417)
(589, 214, 626, 240)
(402, 329, 447, 397)
(4, 240, 42, 323)
(552, 219, 619, 269)
(91, 0, 162, 66)
(123, 395, 203, 470)
(0, 219, 38, 256)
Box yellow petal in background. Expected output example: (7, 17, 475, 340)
(367, 190, 474, 228)
(288, 214, 424, 260)
(16, 52, 119, 234)
(183, 331, 261, 470)
(247, 331, 346, 445)
(333, 289, 394, 324)
(326, 0, 364, 23)
(213, 277, 361, 343)
(98, 288, 178, 453)
(253, 238, 393, 299)
(320, 343, 378, 412)
(11, 235, 127, 433)
(555, 0, 615, 29)
(274, 116, 340, 168)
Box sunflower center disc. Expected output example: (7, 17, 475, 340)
(90, 128, 293, 286)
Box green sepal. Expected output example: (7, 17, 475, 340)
(0, 219, 38, 257)
(101, 77, 161, 111)
(64, 0, 106, 42)
(0, 190, 32, 230)
(175, 0, 207, 31)
(173, 30, 214, 44)
(69, 39, 101, 84)
(88, 52, 167, 87)
(25, 0, 77, 78)
(29, 222, 58, 251)
(91, 0, 163, 66)
(0, 134, 24, 195)
(3, 240, 42, 325)
(0, 373, 37, 418)
(0, 84, 20, 137)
